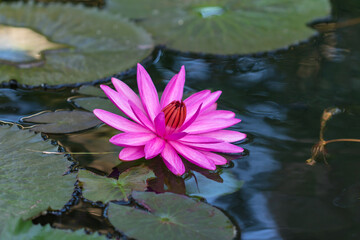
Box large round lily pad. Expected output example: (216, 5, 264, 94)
(0, 218, 106, 240)
(107, 0, 330, 54)
(22, 110, 101, 134)
(108, 191, 236, 240)
(0, 2, 153, 87)
(0, 124, 75, 233)
(78, 165, 155, 202)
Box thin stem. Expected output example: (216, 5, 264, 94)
(26, 149, 116, 155)
(324, 138, 360, 144)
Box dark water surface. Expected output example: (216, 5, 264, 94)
(1, 0, 360, 239)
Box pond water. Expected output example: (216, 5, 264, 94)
(1, 0, 360, 239)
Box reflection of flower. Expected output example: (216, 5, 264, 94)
(94, 64, 245, 175)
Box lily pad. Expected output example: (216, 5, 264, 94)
(76, 85, 107, 98)
(22, 110, 101, 134)
(70, 97, 123, 116)
(108, 191, 236, 240)
(56, 125, 122, 174)
(0, 218, 105, 240)
(78, 165, 155, 202)
(0, 3, 153, 87)
(0, 25, 66, 64)
(0, 124, 75, 233)
(107, 0, 330, 54)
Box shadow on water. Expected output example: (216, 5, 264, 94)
(1, 0, 360, 239)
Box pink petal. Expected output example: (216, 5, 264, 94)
(184, 118, 241, 134)
(144, 137, 165, 159)
(203, 103, 217, 113)
(169, 141, 216, 170)
(93, 109, 150, 133)
(137, 63, 160, 121)
(200, 151, 227, 165)
(161, 143, 186, 176)
(154, 112, 166, 137)
(112, 77, 144, 111)
(181, 142, 244, 153)
(110, 132, 156, 147)
(178, 104, 202, 132)
(128, 100, 155, 132)
(197, 110, 235, 120)
(166, 132, 187, 141)
(119, 146, 145, 161)
(100, 85, 139, 122)
(179, 135, 222, 143)
(199, 91, 222, 114)
(160, 65, 186, 108)
(184, 90, 210, 121)
(196, 130, 247, 142)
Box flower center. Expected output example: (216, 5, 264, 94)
(162, 100, 187, 129)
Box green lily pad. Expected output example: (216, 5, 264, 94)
(0, 124, 75, 234)
(0, 218, 105, 240)
(0, 25, 66, 64)
(56, 125, 122, 174)
(76, 85, 107, 98)
(108, 192, 236, 240)
(107, 0, 330, 54)
(22, 110, 101, 134)
(69, 97, 124, 116)
(0, 2, 153, 87)
(186, 171, 243, 200)
(78, 165, 155, 202)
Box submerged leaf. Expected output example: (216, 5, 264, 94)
(108, 192, 236, 240)
(22, 110, 101, 134)
(0, 124, 75, 234)
(78, 165, 155, 202)
(0, 3, 153, 87)
(186, 171, 243, 200)
(107, 0, 330, 54)
(0, 218, 105, 240)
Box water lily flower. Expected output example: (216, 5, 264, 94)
(93, 64, 246, 175)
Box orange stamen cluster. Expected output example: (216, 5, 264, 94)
(162, 100, 186, 129)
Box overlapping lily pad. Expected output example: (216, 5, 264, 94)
(107, 0, 330, 54)
(0, 218, 105, 240)
(56, 125, 122, 174)
(0, 3, 153, 87)
(22, 110, 101, 134)
(0, 124, 75, 233)
(70, 97, 123, 116)
(108, 191, 236, 240)
(78, 165, 155, 202)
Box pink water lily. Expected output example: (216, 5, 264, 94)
(93, 64, 246, 175)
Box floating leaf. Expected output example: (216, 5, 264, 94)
(186, 171, 243, 200)
(107, 0, 330, 54)
(78, 165, 155, 202)
(0, 218, 105, 240)
(0, 25, 66, 63)
(22, 110, 101, 134)
(0, 3, 153, 87)
(76, 85, 107, 98)
(108, 192, 236, 240)
(70, 97, 123, 116)
(0, 124, 75, 233)
(55, 125, 122, 174)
